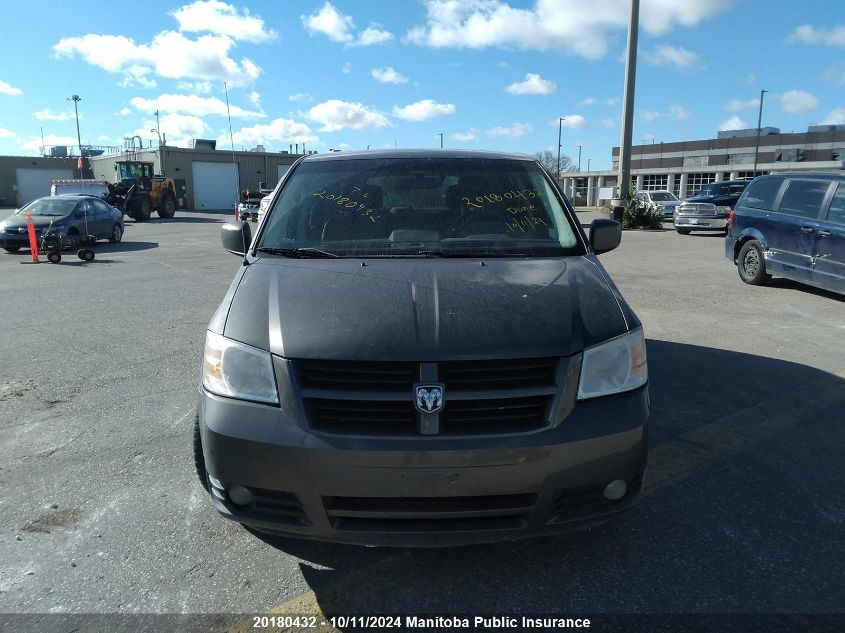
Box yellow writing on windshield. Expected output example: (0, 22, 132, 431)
(462, 189, 543, 210)
(505, 216, 548, 233)
(312, 188, 381, 223)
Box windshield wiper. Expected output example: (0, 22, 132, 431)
(256, 246, 340, 258)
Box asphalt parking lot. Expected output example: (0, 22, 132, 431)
(1, 209, 843, 627)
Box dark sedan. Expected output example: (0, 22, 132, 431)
(0, 196, 124, 253)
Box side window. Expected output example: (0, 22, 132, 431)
(91, 199, 109, 214)
(77, 200, 93, 215)
(777, 180, 831, 220)
(825, 184, 845, 226)
(741, 178, 782, 210)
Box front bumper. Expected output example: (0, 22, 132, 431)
(674, 215, 728, 230)
(199, 385, 649, 546)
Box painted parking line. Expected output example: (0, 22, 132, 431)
(228, 383, 845, 630)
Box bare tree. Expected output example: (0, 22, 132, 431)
(534, 149, 572, 176)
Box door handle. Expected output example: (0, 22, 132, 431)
(800, 226, 815, 234)
(818, 230, 832, 237)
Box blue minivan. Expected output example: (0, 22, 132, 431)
(726, 173, 845, 295)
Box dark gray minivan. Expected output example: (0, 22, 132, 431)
(726, 172, 845, 294)
(195, 150, 648, 546)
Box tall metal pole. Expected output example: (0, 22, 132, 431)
(577, 145, 582, 172)
(438, 133, 443, 148)
(67, 95, 82, 157)
(587, 158, 591, 173)
(557, 117, 565, 178)
(752, 89, 767, 174)
(615, 0, 639, 202)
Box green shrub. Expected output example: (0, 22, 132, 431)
(622, 186, 663, 230)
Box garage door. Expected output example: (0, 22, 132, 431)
(16, 168, 74, 205)
(192, 162, 239, 210)
(277, 164, 290, 185)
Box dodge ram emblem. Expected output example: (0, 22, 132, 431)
(415, 385, 444, 414)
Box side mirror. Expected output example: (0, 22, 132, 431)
(589, 218, 621, 255)
(221, 221, 251, 256)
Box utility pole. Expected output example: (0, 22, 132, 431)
(613, 0, 639, 215)
(557, 117, 565, 179)
(752, 89, 767, 174)
(67, 95, 83, 157)
(577, 145, 582, 172)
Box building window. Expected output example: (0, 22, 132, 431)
(775, 148, 806, 162)
(687, 172, 717, 196)
(832, 148, 845, 161)
(641, 174, 668, 191)
(612, 160, 619, 170)
(727, 153, 755, 165)
(736, 171, 767, 180)
(683, 155, 708, 167)
(672, 175, 682, 198)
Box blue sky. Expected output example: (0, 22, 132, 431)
(0, 0, 843, 169)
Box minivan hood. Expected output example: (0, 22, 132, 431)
(222, 257, 630, 361)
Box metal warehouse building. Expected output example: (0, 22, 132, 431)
(561, 124, 845, 206)
(89, 140, 301, 211)
(0, 156, 89, 207)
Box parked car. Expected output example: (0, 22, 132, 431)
(0, 195, 124, 253)
(726, 173, 845, 294)
(195, 149, 649, 546)
(675, 180, 749, 235)
(635, 190, 680, 218)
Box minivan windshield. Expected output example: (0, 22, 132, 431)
(258, 157, 583, 257)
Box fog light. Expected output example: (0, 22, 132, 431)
(603, 479, 628, 501)
(228, 485, 253, 507)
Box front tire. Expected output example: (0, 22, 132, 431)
(158, 193, 176, 219)
(131, 196, 152, 222)
(737, 240, 771, 286)
(109, 223, 123, 243)
(676, 229, 691, 235)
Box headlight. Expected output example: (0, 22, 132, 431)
(578, 328, 647, 400)
(716, 205, 732, 214)
(202, 331, 279, 404)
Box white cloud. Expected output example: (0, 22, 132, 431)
(724, 97, 759, 112)
(819, 108, 845, 125)
(178, 80, 213, 93)
(0, 79, 23, 96)
(405, 0, 731, 59)
(172, 0, 277, 42)
(248, 91, 260, 105)
(224, 117, 318, 147)
(550, 115, 587, 129)
(789, 24, 845, 47)
(780, 90, 818, 114)
(35, 109, 74, 122)
(134, 113, 208, 146)
(20, 134, 78, 152)
(129, 93, 263, 118)
(372, 67, 408, 84)
(644, 44, 699, 68)
(308, 99, 390, 131)
(718, 115, 747, 131)
(579, 96, 618, 106)
(355, 25, 394, 46)
(0, 128, 19, 140)
(642, 105, 690, 121)
(505, 73, 556, 95)
(54, 31, 261, 87)
(599, 117, 616, 128)
(342, 62, 352, 74)
(117, 107, 132, 116)
(452, 130, 478, 142)
(487, 122, 532, 139)
(289, 92, 313, 102)
(301, 2, 393, 47)
(393, 99, 455, 121)
(98, 134, 111, 141)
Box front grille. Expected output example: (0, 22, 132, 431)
(246, 488, 309, 525)
(678, 202, 716, 215)
(298, 357, 564, 437)
(324, 494, 537, 532)
(441, 395, 549, 435)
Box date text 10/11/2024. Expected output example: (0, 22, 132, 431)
(251, 615, 592, 629)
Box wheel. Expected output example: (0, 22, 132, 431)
(192, 411, 209, 491)
(109, 223, 123, 243)
(737, 240, 771, 286)
(3, 246, 20, 253)
(47, 251, 61, 264)
(676, 229, 691, 235)
(84, 249, 95, 261)
(158, 193, 176, 219)
(77, 249, 87, 260)
(131, 196, 152, 222)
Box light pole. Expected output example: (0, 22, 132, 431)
(577, 145, 582, 172)
(557, 117, 565, 179)
(614, 0, 639, 212)
(437, 133, 443, 148)
(752, 89, 767, 174)
(67, 95, 83, 157)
